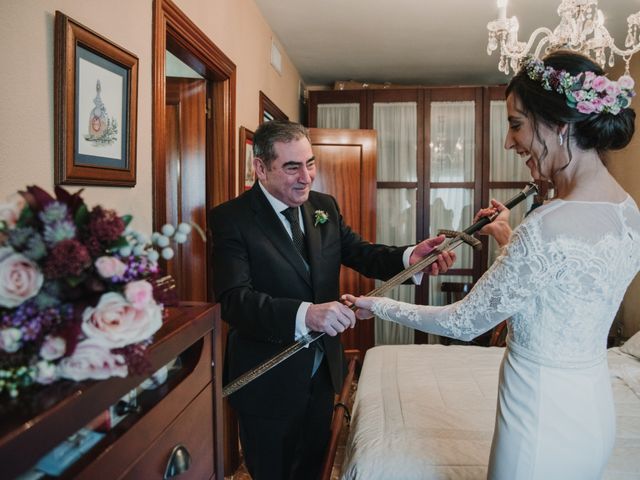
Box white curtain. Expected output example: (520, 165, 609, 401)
(374, 103, 417, 181)
(317, 103, 360, 129)
(430, 101, 475, 182)
(429, 188, 474, 269)
(490, 101, 531, 182)
(375, 189, 416, 345)
(373, 102, 417, 344)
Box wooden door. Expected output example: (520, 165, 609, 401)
(309, 128, 377, 353)
(164, 77, 207, 301)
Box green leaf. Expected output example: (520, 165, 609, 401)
(74, 204, 89, 227)
(66, 276, 83, 287)
(121, 214, 133, 227)
(16, 207, 33, 227)
(109, 237, 130, 249)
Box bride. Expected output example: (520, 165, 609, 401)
(344, 50, 640, 479)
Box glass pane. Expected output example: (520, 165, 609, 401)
(317, 103, 360, 129)
(430, 101, 475, 182)
(374, 189, 416, 345)
(490, 100, 531, 181)
(373, 102, 417, 182)
(486, 187, 535, 266)
(429, 274, 474, 307)
(430, 188, 474, 269)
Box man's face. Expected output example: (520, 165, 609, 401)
(254, 137, 316, 207)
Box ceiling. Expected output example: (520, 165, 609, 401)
(253, 0, 640, 87)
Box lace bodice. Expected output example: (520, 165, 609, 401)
(373, 196, 640, 366)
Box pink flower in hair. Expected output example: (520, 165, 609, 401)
(605, 83, 621, 98)
(602, 95, 617, 107)
(592, 76, 609, 92)
(582, 71, 596, 89)
(577, 101, 596, 114)
(618, 75, 635, 90)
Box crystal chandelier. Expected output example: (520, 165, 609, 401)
(487, 0, 640, 74)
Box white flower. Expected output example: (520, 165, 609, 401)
(57, 340, 128, 381)
(82, 292, 163, 348)
(0, 193, 25, 229)
(34, 360, 58, 385)
(39, 335, 66, 361)
(0, 247, 43, 308)
(95, 256, 127, 278)
(0, 327, 22, 353)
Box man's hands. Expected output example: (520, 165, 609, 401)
(306, 301, 356, 336)
(473, 199, 512, 247)
(410, 235, 456, 275)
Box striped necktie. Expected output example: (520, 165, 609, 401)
(282, 207, 309, 263)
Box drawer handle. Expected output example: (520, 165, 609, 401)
(164, 444, 191, 479)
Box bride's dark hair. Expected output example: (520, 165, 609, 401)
(506, 51, 635, 153)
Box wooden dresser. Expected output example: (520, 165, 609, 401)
(0, 302, 223, 480)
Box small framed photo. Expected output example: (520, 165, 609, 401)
(239, 126, 255, 191)
(54, 11, 138, 187)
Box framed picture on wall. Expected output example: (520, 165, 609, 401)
(259, 91, 288, 124)
(54, 11, 139, 187)
(239, 126, 255, 191)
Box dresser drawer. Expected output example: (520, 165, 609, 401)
(122, 384, 214, 479)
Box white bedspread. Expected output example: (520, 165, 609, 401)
(341, 345, 640, 480)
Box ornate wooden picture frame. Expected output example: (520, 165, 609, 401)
(239, 126, 255, 192)
(54, 11, 138, 187)
(259, 91, 288, 124)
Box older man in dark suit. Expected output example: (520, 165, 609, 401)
(209, 120, 454, 480)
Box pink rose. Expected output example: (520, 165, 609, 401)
(34, 360, 59, 385)
(576, 101, 596, 114)
(39, 335, 66, 361)
(618, 75, 635, 90)
(602, 95, 617, 107)
(0, 194, 25, 229)
(95, 256, 127, 278)
(57, 339, 128, 381)
(592, 76, 609, 92)
(124, 280, 154, 309)
(605, 83, 621, 98)
(82, 292, 163, 348)
(582, 71, 596, 89)
(0, 247, 44, 308)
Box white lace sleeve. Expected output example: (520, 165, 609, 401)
(372, 220, 551, 341)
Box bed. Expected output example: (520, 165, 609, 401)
(340, 343, 640, 480)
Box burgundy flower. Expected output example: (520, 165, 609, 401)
(87, 206, 125, 245)
(44, 239, 91, 278)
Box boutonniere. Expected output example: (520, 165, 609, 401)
(313, 210, 329, 227)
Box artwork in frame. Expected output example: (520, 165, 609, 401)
(54, 11, 138, 187)
(239, 127, 255, 191)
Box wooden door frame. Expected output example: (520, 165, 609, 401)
(152, 1, 236, 478)
(153, 0, 236, 225)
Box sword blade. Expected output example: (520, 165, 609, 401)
(222, 182, 539, 398)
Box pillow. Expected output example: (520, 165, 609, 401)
(620, 330, 640, 359)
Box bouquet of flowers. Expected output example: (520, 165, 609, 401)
(0, 185, 192, 398)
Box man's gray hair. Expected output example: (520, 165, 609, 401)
(253, 120, 310, 166)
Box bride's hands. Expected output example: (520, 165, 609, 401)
(341, 294, 375, 320)
(473, 199, 512, 247)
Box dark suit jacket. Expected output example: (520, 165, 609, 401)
(209, 183, 407, 416)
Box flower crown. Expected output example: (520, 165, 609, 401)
(522, 57, 635, 115)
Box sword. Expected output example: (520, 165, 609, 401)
(222, 182, 539, 397)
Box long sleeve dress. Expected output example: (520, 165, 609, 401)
(371, 196, 640, 479)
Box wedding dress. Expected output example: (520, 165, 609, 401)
(371, 197, 640, 480)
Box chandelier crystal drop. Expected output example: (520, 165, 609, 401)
(487, 0, 640, 75)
